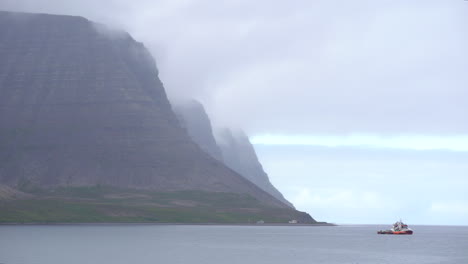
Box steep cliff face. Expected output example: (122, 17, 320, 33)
(173, 101, 223, 161)
(216, 129, 294, 208)
(0, 11, 289, 208)
(173, 99, 293, 208)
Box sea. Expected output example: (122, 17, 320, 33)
(0, 224, 467, 264)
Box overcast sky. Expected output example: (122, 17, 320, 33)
(2, 0, 467, 225)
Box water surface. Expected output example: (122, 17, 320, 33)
(0, 224, 466, 264)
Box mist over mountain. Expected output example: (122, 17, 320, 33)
(1, 0, 466, 226)
(216, 129, 294, 208)
(0, 11, 297, 210)
(174, 101, 294, 208)
(173, 100, 223, 162)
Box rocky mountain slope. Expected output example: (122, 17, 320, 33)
(173, 101, 223, 161)
(0, 11, 293, 209)
(216, 129, 294, 208)
(174, 102, 294, 208)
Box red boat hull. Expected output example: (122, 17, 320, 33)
(377, 230, 413, 235)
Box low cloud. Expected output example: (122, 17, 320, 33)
(251, 134, 468, 152)
(1, 0, 467, 135)
(2, 0, 467, 225)
(430, 202, 468, 215)
(256, 144, 468, 224)
(291, 187, 392, 210)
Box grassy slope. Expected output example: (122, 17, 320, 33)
(0, 186, 313, 224)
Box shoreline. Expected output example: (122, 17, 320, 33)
(0, 222, 336, 226)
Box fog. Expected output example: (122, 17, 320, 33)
(2, 0, 467, 224)
(2, 0, 467, 134)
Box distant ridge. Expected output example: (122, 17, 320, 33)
(174, 101, 294, 208)
(174, 100, 224, 162)
(216, 129, 295, 208)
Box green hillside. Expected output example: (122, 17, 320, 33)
(0, 186, 314, 224)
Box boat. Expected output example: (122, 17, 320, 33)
(377, 220, 413, 235)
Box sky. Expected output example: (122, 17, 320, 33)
(1, 0, 467, 225)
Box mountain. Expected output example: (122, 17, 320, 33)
(216, 129, 295, 208)
(0, 11, 319, 223)
(0, 11, 286, 207)
(173, 101, 223, 161)
(174, 101, 294, 208)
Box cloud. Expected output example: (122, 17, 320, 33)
(255, 143, 468, 224)
(2, 0, 467, 225)
(1, 0, 467, 135)
(430, 202, 468, 215)
(251, 134, 468, 152)
(291, 187, 392, 210)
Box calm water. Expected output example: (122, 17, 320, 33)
(0, 224, 467, 264)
